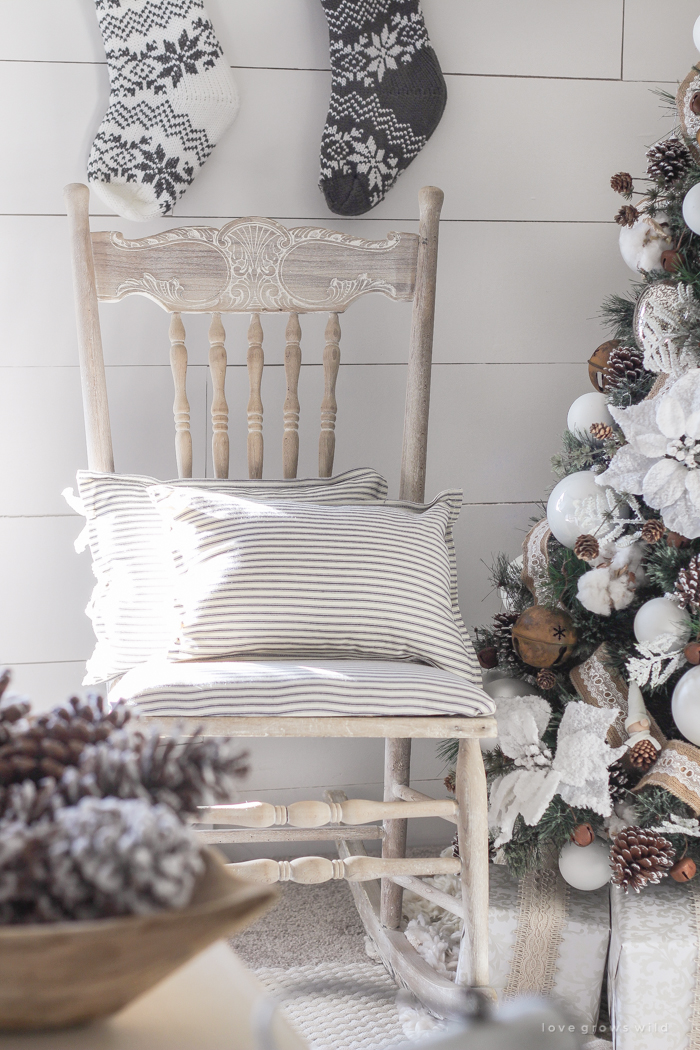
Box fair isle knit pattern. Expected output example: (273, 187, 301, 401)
(319, 0, 446, 215)
(88, 0, 238, 220)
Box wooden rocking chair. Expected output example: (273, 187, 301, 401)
(64, 182, 495, 1016)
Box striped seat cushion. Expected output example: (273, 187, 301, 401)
(72, 468, 389, 685)
(112, 658, 495, 718)
(149, 486, 481, 681)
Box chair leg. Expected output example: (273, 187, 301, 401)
(455, 738, 490, 988)
(380, 737, 411, 928)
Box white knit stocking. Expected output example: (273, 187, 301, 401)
(88, 0, 238, 221)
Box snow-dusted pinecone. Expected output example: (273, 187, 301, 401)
(610, 826, 674, 892)
(60, 728, 248, 816)
(0, 670, 31, 748)
(628, 738, 658, 772)
(605, 345, 646, 389)
(675, 555, 700, 614)
(608, 758, 632, 803)
(574, 534, 600, 561)
(491, 612, 520, 670)
(0, 696, 129, 786)
(615, 205, 640, 227)
(610, 171, 633, 195)
(646, 138, 692, 183)
(48, 797, 204, 919)
(641, 519, 665, 543)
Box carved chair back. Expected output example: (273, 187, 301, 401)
(65, 185, 443, 505)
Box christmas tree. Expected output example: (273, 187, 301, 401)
(444, 64, 700, 893)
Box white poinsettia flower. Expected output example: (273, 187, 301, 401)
(596, 369, 700, 539)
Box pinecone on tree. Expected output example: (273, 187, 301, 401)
(640, 519, 665, 543)
(628, 738, 658, 771)
(610, 171, 634, 195)
(536, 668, 557, 691)
(675, 555, 700, 613)
(646, 138, 692, 183)
(491, 612, 520, 668)
(60, 727, 249, 816)
(574, 534, 600, 561)
(615, 205, 640, 227)
(605, 345, 647, 389)
(590, 422, 613, 441)
(0, 696, 130, 787)
(610, 826, 675, 892)
(608, 758, 632, 803)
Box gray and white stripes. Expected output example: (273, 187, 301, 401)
(149, 485, 480, 682)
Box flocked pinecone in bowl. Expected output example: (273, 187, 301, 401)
(0, 670, 275, 1031)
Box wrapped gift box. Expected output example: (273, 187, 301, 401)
(609, 879, 700, 1050)
(404, 864, 609, 1032)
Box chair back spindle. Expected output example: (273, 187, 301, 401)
(283, 313, 302, 479)
(319, 313, 341, 479)
(64, 183, 443, 487)
(168, 312, 192, 479)
(208, 312, 229, 479)
(247, 313, 264, 480)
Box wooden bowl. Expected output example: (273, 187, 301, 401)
(0, 847, 276, 1031)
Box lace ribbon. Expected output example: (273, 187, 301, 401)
(637, 740, 700, 814)
(521, 519, 552, 603)
(570, 644, 666, 749)
(503, 869, 568, 999)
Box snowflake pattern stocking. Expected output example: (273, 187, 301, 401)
(319, 0, 447, 215)
(88, 0, 238, 221)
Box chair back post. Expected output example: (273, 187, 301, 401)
(64, 183, 114, 473)
(399, 185, 444, 504)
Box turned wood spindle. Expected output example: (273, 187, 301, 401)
(199, 796, 457, 828)
(247, 313, 264, 479)
(228, 854, 460, 885)
(208, 312, 229, 479)
(319, 312, 340, 477)
(169, 312, 192, 479)
(283, 313, 302, 479)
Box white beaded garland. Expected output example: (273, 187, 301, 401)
(558, 839, 611, 891)
(672, 665, 700, 746)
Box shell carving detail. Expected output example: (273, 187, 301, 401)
(98, 217, 417, 312)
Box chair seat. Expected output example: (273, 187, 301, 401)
(111, 658, 495, 719)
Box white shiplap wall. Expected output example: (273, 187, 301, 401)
(1, 0, 697, 852)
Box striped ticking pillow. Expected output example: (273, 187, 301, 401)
(148, 485, 481, 682)
(72, 469, 389, 685)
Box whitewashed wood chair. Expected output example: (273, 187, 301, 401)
(64, 182, 495, 1016)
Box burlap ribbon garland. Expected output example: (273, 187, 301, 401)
(636, 740, 700, 815)
(503, 869, 569, 999)
(570, 644, 667, 750)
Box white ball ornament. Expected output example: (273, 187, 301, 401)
(633, 597, 692, 651)
(482, 675, 538, 701)
(558, 839, 611, 891)
(546, 470, 629, 549)
(693, 14, 700, 52)
(566, 393, 614, 436)
(672, 665, 700, 745)
(618, 213, 672, 273)
(683, 183, 700, 236)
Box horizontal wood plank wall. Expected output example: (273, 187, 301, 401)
(0, 0, 696, 852)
